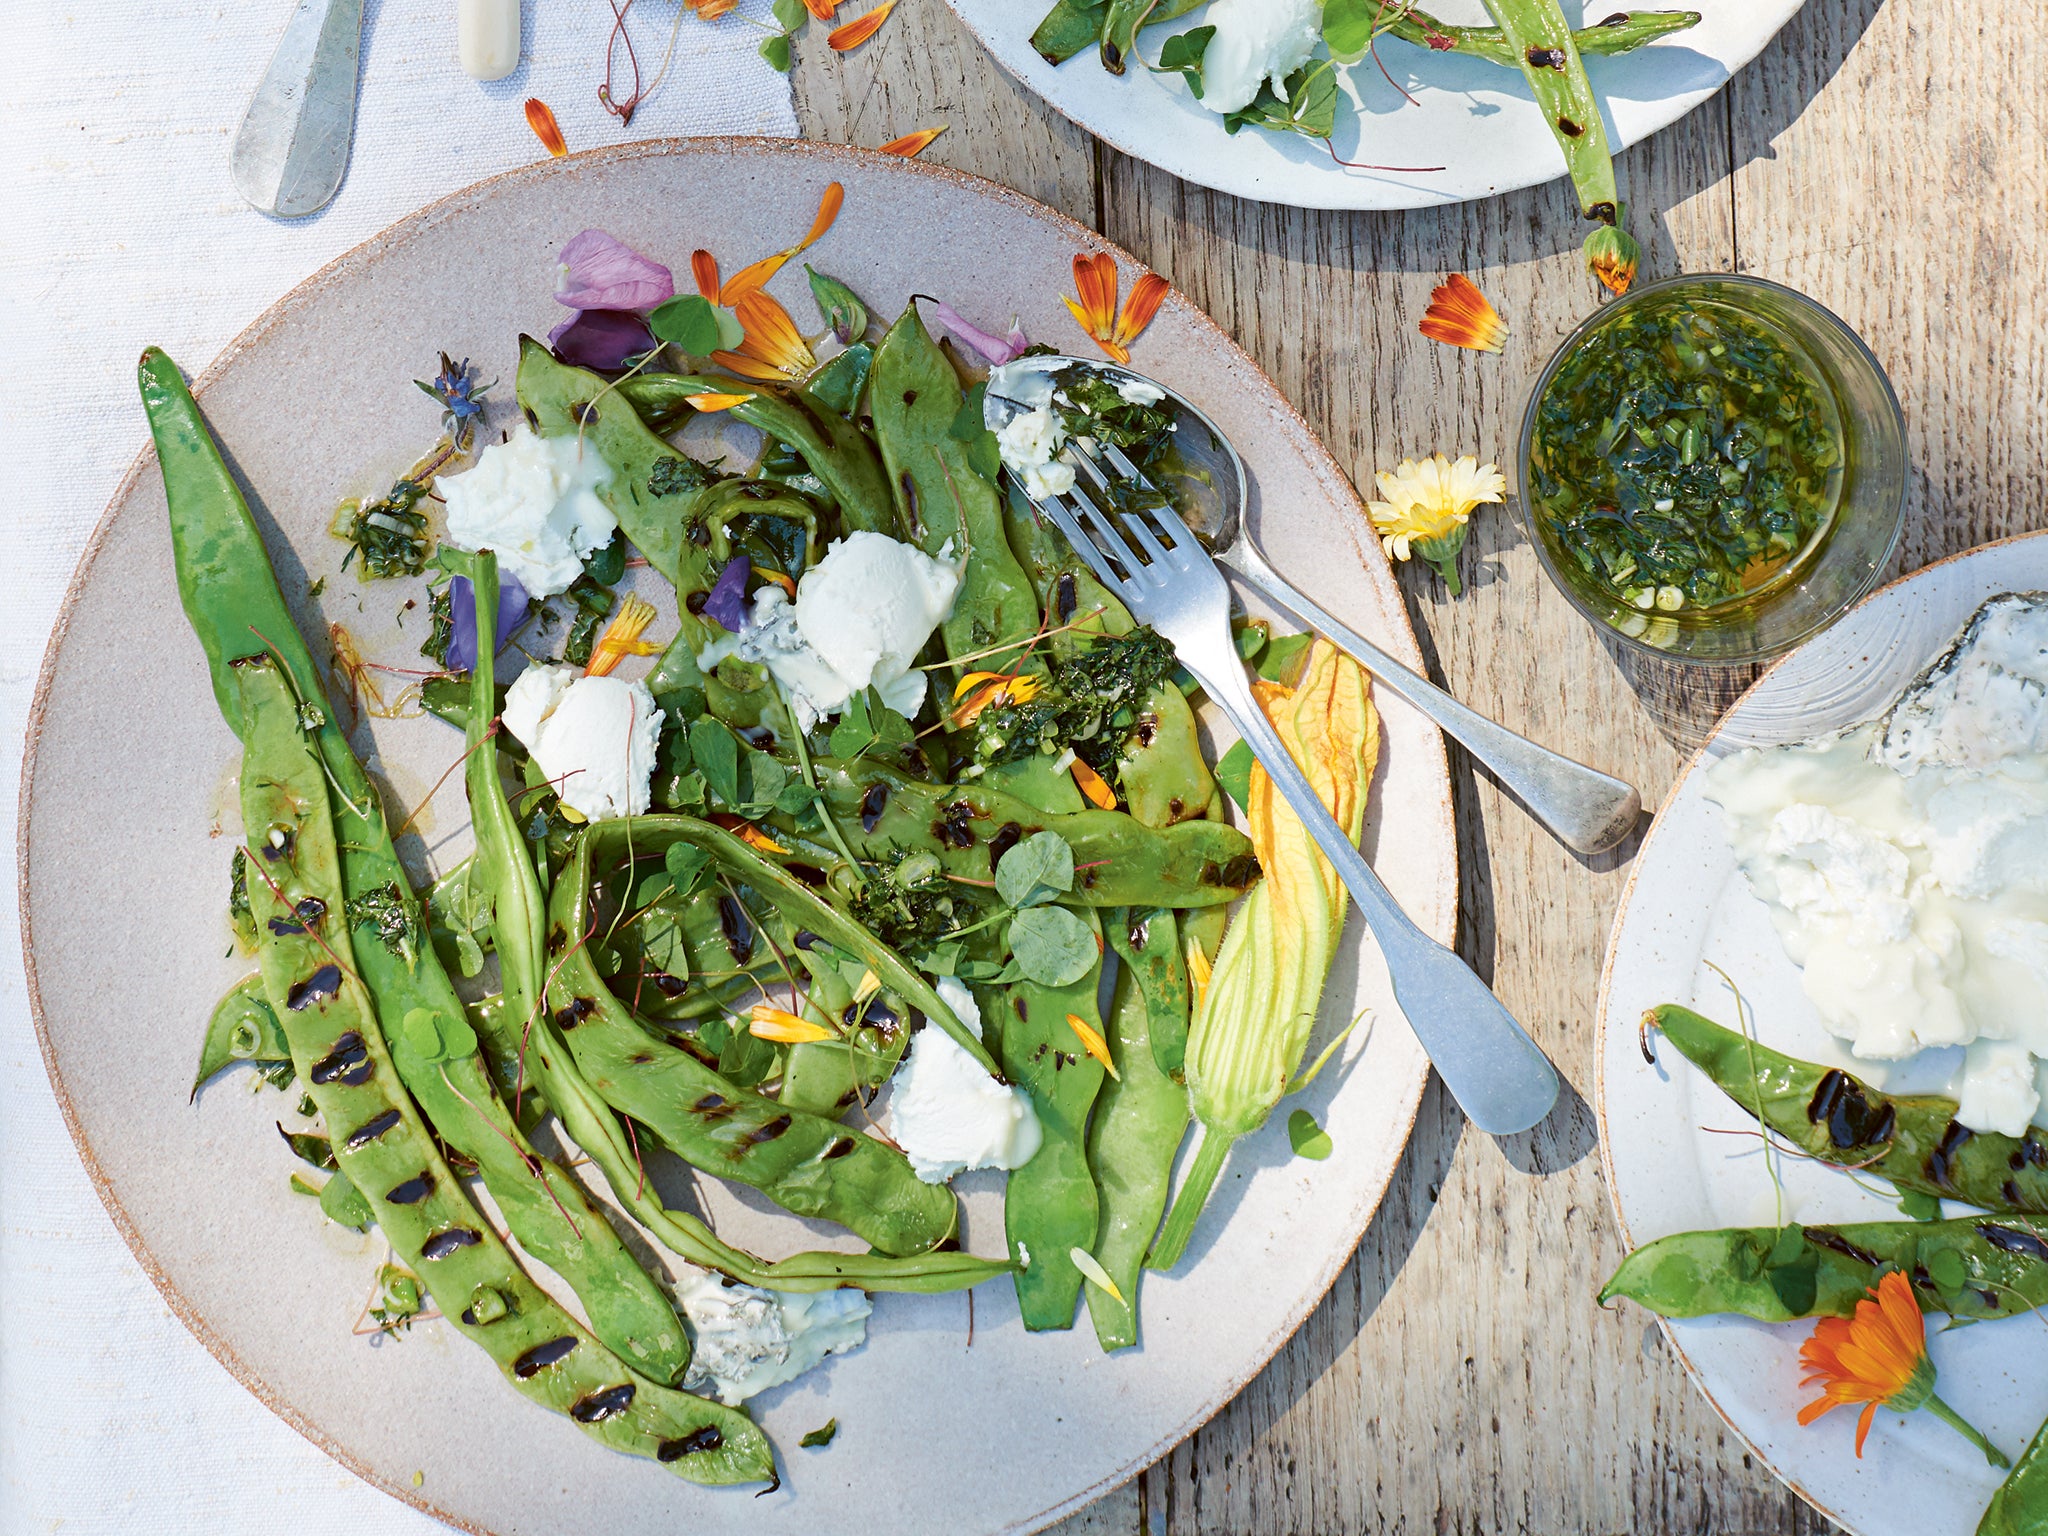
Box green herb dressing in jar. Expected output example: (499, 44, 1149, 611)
(1527, 292, 1846, 633)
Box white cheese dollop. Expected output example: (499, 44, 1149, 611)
(993, 369, 1076, 500)
(698, 531, 960, 731)
(438, 424, 617, 598)
(1708, 595, 2048, 1133)
(889, 977, 1043, 1184)
(672, 1266, 871, 1406)
(1197, 0, 1323, 116)
(500, 663, 662, 822)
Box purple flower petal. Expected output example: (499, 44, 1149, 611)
(930, 300, 1028, 366)
(703, 555, 752, 634)
(549, 309, 658, 372)
(447, 571, 531, 673)
(555, 230, 675, 312)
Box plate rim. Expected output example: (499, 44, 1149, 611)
(1591, 527, 2048, 1536)
(15, 134, 1451, 1536)
(940, 0, 1810, 212)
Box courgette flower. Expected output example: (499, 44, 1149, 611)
(1366, 453, 1505, 596)
(1798, 1270, 2007, 1467)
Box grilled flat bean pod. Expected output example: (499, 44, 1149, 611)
(1982, 1416, 2048, 1536)
(870, 305, 1042, 680)
(617, 372, 899, 538)
(791, 757, 1256, 907)
(1385, 7, 1696, 67)
(1085, 907, 1192, 1350)
(145, 349, 690, 1384)
(231, 656, 769, 1482)
(1600, 1215, 2048, 1323)
(1479, 0, 1625, 232)
(1647, 1004, 2048, 1215)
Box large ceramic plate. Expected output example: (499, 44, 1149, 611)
(946, 0, 1806, 211)
(1598, 533, 2048, 1536)
(18, 140, 1452, 1536)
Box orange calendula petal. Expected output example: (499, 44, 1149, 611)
(802, 0, 841, 16)
(1069, 756, 1117, 810)
(524, 98, 567, 158)
(829, 0, 896, 49)
(1071, 252, 1118, 335)
(584, 595, 662, 677)
(1185, 938, 1212, 1007)
(691, 249, 721, 301)
(1112, 271, 1169, 350)
(721, 183, 846, 303)
(877, 126, 946, 158)
(758, 570, 797, 597)
(1065, 1014, 1120, 1080)
(748, 1005, 835, 1044)
(730, 289, 816, 376)
(1418, 273, 1508, 353)
(951, 669, 1011, 702)
(684, 391, 756, 411)
(734, 823, 790, 855)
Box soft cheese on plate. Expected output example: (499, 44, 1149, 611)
(501, 663, 663, 822)
(672, 1266, 871, 1406)
(889, 977, 1043, 1184)
(438, 424, 616, 597)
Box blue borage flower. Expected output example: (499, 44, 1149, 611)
(415, 353, 493, 452)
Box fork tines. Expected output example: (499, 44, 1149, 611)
(1034, 438, 1200, 600)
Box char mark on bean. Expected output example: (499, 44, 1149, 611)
(260, 826, 295, 862)
(1527, 45, 1568, 68)
(793, 929, 821, 951)
(1805, 1069, 1896, 1149)
(296, 896, 328, 922)
(629, 1051, 654, 1066)
(287, 965, 344, 1012)
(2026, 1138, 2048, 1168)
(685, 590, 710, 615)
(1929, 1119, 1975, 1192)
(860, 782, 890, 834)
(554, 997, 596, 1032)
(649, 971, 688, 998)
(742, 1114, 793, 1147)
(344, 1109, 402, 1151)
(843, 997, 899, 1034)
(988, 823, 1023, 872)
(310, 1030, 371, 1084)
(785, 862, 827, 888)
(1202, 853, 1262, 890)
(823, 1136, 857, 1159)
(1056, 571, 1078, 623)
(1557, 115, 1585, 138)
(513, 1335, 580, 1378)
(933, 801, 978, 849)
(385, 1173, 435, 1205)
(1802, 1228, 1883, 1268)
(658, 1427, 724, 1459)
(570, 1383, 637, 1423)
(719, 894, 754, 965)
(421, 1227, 483, 1260)
(1976, 1223, 2048, 1262)
(693, 1092, 736, 1120)
(269, 915, 307, 936)
(1132, 716, 1158, 748)
(1600, 10, 1629, 23)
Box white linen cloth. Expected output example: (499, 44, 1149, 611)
(0, 5, 793, 1529)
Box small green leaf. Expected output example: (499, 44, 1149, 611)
(713, 305, 746, 351)
(777, 779, 820, 816)
(441, 1014, 478, 1059)
(759, 32, 793, 70)
(402, 1006, 445, 1060)
(1214, 738, 1254, 813)
(664, 843, 711, 897)
(995, 830, 1075, 909)
(799, 1418, 839, 1448)
(319, 1167, 373, 1230)
(1766, 1251, 1819, 1315)
(1256, 631, 1313, 683)
(949, 384, 1002, 484)
(742, 749, 786, 812)
(690, 717, 743, 809)
(1156, 25, 1213, 93)
(771, 0, 807, 30)
(584, 530, 628, 586)
(829, 690, 877, 759)
(1286, 1109, 1333, 1160)
(1764, 1224, 1807, 1269)
(1898, 1190, 1943, 1221)
(1007, 906, 1097, 987)
(1927, 1248, 1969, 1292)
(807, 267, 869, 346)
(1319, 0, 1379, 61)
(649, 294, 727, 357)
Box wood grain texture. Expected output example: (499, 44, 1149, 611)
(795, 0, 2045, 1527)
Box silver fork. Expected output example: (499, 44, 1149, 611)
(1028, 470, 1561, 1136)
(988, 356, 1642, 856)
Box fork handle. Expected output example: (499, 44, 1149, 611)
(1221, 541, 1642, 856)
(1190, 654, 1560, 1136)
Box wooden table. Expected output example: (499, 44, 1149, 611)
(793, 2, 2047, 1530)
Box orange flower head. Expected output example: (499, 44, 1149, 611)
(524, 98, 567, 159)
(1062, 253, 1168, 365)
(829, 0, 896, 50)
(1584, 220, 1641, 297)
(719, 182, 845, 304)
(686, 0, 740, 16)
(877, 126, 947, 159)
(711, 289, 817, 382)
(1419, 273, 1508, 353)
(1796, 1270, 1934, 1457)
(584, 595, 662, 677)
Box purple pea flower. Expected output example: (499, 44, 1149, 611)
(928, 300, 1029, 366)
(555, 230, 675, 312)
(446, 571, 530, 673)
(703, 555, 752, 633)
(548, 309, 658, 371)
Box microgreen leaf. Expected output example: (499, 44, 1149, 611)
(1764, 1224, 1807, 1269)
(1766, 1249, 1818, 1314)
(800, 1418, 839, 1448)
(742, 749, 787, 812)
(949, 383, 1002, 484)
(807, 267, 869, 346)
(1319, 0, 1382, 63)
(1898, 1190, 1943, 1222)
(664, 842, 710, 897)
(1256, 631, 1313, 684)
(771, 0, 807, 30)
(1928, 1248, 1969, 1292)
(690, 717, 743, 809)
(1214, 738, 1254, 814)
(1286, 1108, 1333, 1160)
(995, 829, 1075, 909)
(1156, 25, 1213, 96)
(759, 32, 793, 70)
(1007, 905, 1096, 987)
(319, 1166, 373, 1230)
(649, 294, 727, 357)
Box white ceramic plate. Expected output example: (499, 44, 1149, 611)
(945, 0, 1806, 211)
(1597, 533, 2048, 1536)
(18, 139, 1452, 1536)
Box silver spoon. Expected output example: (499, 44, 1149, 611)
(230, 0, 367, 219)
(986, 355, 1643, 856)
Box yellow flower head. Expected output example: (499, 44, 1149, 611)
(1366, 454, 1505, 595)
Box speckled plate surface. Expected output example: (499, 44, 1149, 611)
(1597, 533, 2048, 1536)
(18, 139, 1451, 1536)
(944, 0, 1807, 211)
